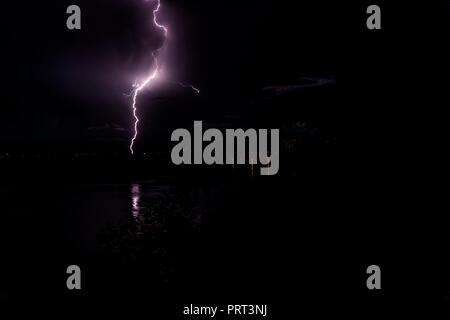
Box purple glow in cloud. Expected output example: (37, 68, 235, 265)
(130, 0, 199, 155)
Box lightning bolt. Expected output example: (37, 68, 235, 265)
(129, 0, 199, 155)
(174, 81, 200, 95)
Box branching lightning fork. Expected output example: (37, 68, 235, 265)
(129, 0, 199, 155)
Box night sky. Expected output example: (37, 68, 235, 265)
(1, 0, 339, 150)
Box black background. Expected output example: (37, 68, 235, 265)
(1, 0, 449, 317)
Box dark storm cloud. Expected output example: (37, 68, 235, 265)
(52, 0, 165, 110)
(261, 77, 336, 96)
